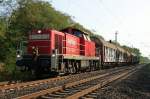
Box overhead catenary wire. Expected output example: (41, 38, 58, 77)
(97, 0, 125, 30)
(97, 0, 138, 47)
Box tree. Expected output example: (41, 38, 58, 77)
(122, 45, 141, 56)
(0, 0, 95, 72)
(0, 0, 17, 17)
(0, 17, 6, 37)
(140, 56, 150, 63)
(9, 0, 73, 40)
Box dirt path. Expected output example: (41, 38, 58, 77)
(96, 64, 150, 99)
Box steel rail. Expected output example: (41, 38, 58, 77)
(16, 66, 132, 99)
(0, 64, 142, 99)
(66, 68, 137, 99)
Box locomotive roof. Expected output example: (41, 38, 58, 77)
(61, 27, 89, 35)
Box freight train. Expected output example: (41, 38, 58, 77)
(16, 27, 139, 76)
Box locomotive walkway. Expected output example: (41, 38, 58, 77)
(0, 64, 146, 99)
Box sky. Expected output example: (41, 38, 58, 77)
(44, 0, 150, 57)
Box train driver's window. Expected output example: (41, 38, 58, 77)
(86, 35, 91, 41)
(74, 31, 83, 37)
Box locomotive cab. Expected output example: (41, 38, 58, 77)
(16, 29, 60, 74)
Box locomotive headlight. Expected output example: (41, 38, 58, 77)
(52, 54, 55, 57)
(37, 30, 41, 34)
(17, 54, 21, 58)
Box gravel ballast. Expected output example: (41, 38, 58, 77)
(96, 64, 150, 99)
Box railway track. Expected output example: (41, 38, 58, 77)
(0, 64, 144, 99)
(0, 66, 126, 99)
(0, 81, 22, 88)
(0, 81, 9, 87)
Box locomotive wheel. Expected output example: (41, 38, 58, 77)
(68, 65, 76, 74)
(20, 66, 28, 72)
(64, 63, 68, 74)
(69, 67, 73, 74)
(72, 66, 76, 73)
(31, 70, 35, 75)
(74, 62, 78, 73)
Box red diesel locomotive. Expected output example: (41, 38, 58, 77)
(16, 27, 100, 75)
(16, 27, 139, 76)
